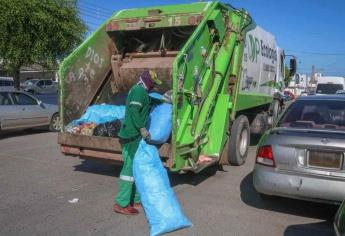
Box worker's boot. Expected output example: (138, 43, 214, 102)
(132, 202, 142, 209)
(113, 204, 139, 215)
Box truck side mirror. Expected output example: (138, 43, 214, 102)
(289, 58, 297, 76)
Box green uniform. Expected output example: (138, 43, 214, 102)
(115, 84, 159, 207)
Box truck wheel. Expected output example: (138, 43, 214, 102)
(49, 113, 60, 132)
(228, 115, 250, 166)
(250, 113, 268, 135)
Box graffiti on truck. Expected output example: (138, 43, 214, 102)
(66, 46, 106, 85)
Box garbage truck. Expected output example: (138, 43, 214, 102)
(58, 1, 296, 173)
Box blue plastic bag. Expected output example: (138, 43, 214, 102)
(74, 105, 126, 125)
(133, 140, 192, 236)
(149, 92, 162, 100)
(147, 104, 172, 144)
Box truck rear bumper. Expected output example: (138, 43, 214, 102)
(58, 133, 172, 166)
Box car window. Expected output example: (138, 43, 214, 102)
(45, 80, 52, 86)
(0, 92, 13, 105)
(278, 99, 345, 130)
(316, 84, 343, 94)
(11, 93, 38, 105)
(37, 80, 44, 87)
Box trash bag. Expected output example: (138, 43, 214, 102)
(105, 119, 122, 137)
(93, 119, 122, 137)
(74, 105, 125, 125)
(149, 92, 162, 100)
(133, 140, 192, 236)
(93, 123, 108, 137)
(147, 103, 172, 144)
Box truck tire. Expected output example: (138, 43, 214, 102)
(250, 113, 268, 135)
(228, 115, 250, 166)
(49, 113, 60, 132)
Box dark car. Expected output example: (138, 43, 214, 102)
(253, 95, 345, 203)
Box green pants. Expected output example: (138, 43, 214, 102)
(115, 138, 141, 207)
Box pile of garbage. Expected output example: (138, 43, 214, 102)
(65, 104, 126, 137)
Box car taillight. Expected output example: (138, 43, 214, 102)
(256, 145, 275, 167)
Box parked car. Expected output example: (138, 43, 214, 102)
(335, 200, 345, 236)
(253, 95, 345, 203)
(0, 77, 14, 90)
(21, 79, 57, 94)
(0, 90, 60, 132)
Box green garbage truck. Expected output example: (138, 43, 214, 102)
(58, 1, 296, 173)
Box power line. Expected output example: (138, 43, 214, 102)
(79, 6, 110, 18)
(78, 0, 113, 14)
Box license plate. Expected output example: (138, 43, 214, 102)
(308, 150, 343, 170)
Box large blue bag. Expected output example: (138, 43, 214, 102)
(147, 103, 172, 144)
(73, 105, 126, 125)
(133, 140, 192, 236)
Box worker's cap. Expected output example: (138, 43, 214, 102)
(139, 70, 162, 90)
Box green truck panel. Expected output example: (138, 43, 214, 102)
(58, 1, 278, 173)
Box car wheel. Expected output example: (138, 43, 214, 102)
(271, 99, 281, 125)
(49, 113, 60, 132)
(228, 115, 250, 166)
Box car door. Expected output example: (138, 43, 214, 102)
(10, 92, 50, 128)
(0, 92, 19, 130)
(44, 80, 54, 93)
(35, 80, 45, 94)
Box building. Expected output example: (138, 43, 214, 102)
(0, 63, 56, 82)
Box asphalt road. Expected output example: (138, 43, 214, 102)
(0, 131, 338, 236)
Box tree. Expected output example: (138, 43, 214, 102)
(0, 0, 87, 89)
(284, 65, 292, 88)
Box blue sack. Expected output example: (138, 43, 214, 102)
(74, 105, 126, 125)
(133, 140, 192, 236)
(147, 104, 172, 144)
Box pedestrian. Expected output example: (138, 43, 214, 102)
(113, 70, 163, 215)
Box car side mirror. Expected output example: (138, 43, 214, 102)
(38, 100, 45, 109)
(289, 58, 297, 76)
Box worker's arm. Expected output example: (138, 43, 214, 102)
(127, 103, 146, 130)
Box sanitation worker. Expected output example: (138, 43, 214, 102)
(113, 70, 163, 215)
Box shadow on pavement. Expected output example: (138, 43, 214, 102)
(284, 221, 334, 236)
(73, 158, 218, 187)
(0, 129, 50, 140)
(240, 172, 338, 221)
(74, 159, 122, 177)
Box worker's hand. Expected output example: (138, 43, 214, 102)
(140, 128, 151, 142)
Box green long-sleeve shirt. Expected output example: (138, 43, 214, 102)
(118, 84, 160, 140)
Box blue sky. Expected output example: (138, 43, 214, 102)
(79, 0, 345, 76)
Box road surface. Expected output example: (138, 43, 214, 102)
(0, 131, 338, 236)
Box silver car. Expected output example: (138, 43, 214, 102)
(253, 95, 345, 203)
(0, 90, 60, 132)
(21, 79, 57, 94)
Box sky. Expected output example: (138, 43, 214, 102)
(78, 0, 345, 76)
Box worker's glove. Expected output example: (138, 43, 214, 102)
(140, 128, 151, 142)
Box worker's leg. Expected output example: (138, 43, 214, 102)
(115, 139, 140, 207)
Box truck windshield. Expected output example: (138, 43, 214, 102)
(277, 99, 345, 131)
(316, 83, 343, 94)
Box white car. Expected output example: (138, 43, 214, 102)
(21, 79, 58, 94)
(0, 90, 60, 133)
